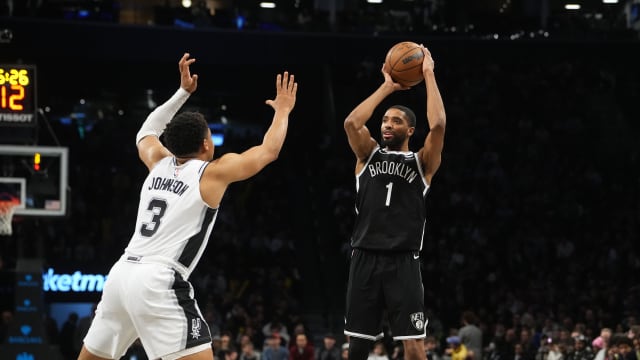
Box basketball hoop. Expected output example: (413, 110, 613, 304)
(0, 198, 19, 236)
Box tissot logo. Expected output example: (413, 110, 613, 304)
(42, 268, 107, 292)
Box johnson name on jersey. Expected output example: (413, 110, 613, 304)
(125, 157, 218, 278)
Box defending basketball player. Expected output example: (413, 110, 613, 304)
(343, 45, 445, 360)
(77, 53, 297, 360)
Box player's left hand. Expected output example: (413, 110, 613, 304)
(265, 71, 297, 113)
(421, 45, 435, 74)
(179, 52, 198, 93)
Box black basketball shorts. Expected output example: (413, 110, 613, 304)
(344, 248, 427, 341)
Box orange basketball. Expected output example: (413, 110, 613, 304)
(385, 41, 425, 87)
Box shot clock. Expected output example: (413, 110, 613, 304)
(0, 64, 37, 127)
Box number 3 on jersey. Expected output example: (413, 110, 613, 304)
(385, 182, 393, 206)
(140, 198, 168, 237)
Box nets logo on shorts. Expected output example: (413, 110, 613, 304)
(410, 312, 426, 331)
(191, 318, 202, 339)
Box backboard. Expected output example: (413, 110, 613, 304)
(0, 145, 68, 216)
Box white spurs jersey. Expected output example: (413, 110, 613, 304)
(124, 156, 218, 278)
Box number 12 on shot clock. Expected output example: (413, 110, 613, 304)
(0, 64, 37, 127)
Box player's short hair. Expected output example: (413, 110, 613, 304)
(163, 111, 209, 156)
(389, 105, 416, 127)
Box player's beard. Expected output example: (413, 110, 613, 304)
(381, 133, 406, 150)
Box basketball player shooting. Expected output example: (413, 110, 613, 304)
(342, 45, 445, 360)
(77, 53, 297, 360)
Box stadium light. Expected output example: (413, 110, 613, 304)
(565, 4, 581, 9)
(260, 2, 276, 8)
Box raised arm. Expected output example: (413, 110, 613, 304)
(344, 64, 402, 166)
(200, 72, 297, 206)
(344, 65, 407, 167)
(417, 46, 446, 185)
(136, 53, 199, 170)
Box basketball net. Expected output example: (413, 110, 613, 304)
(0, 200, 18, 236)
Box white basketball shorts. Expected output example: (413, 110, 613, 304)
(83, 255, 212, 359)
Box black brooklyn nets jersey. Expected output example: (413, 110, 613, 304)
(350, 146, 429, 251)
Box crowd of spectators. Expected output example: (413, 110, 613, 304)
(1, 24, 640, 360)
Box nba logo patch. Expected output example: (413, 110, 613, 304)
(410, 312, 426, 331)
(174, 167, 180, 177)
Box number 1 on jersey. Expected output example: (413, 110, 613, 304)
(385, 182, 393, 206)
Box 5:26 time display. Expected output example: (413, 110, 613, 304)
(0, 64, 37, 126)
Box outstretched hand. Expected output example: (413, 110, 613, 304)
(421, 45, 435, 74)
(265, 71, 297, 113)
(380, 63, 410, 91)
(179, 52, 198, 93)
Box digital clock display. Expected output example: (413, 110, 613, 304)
(0, 65, 37, 127)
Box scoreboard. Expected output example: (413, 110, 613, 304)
(0, 64, 37, 127)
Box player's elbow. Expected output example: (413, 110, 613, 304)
(344, 115, 359, 132)
(430, 111, 446, 130)
(263, 147, 280, 164)
(432, 120, 446, 132)
(267, 151, 279, 163)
